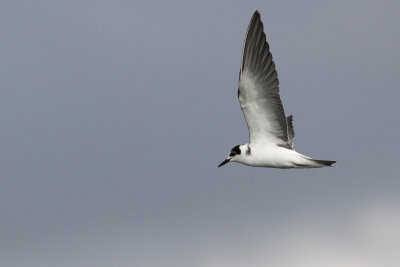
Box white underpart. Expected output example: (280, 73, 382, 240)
(230, 144, 323, 168)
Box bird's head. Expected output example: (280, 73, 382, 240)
(218, 144, 247, 167)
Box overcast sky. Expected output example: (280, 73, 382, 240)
(1, 0, 400, 266)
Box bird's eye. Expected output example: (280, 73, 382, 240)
(229, 152, 236, 157)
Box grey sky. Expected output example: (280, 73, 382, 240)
(1, 0, 400, 266)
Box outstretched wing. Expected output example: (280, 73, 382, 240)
(238, 11, 291, 148)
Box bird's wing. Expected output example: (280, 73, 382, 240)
(286, 115, 295, 140)
(286, 115, 295, 149)
(238, 11, 291, 148)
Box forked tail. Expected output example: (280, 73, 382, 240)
(312, 159, 336, 167)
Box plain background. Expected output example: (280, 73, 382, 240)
(1, 0, 399, 266)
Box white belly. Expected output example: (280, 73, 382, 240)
(237, 144, 313, 168)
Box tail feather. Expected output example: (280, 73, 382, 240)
(312, 159, 336, 167)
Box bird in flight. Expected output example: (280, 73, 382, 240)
(218, 11, 335, 168)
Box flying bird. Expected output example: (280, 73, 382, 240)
(218, 11, 335, 168)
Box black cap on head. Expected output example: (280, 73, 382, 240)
(229, 145, 241, 157)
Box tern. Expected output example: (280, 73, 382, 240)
(218, 11, 336, 168)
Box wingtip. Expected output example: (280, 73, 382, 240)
(252, 10, 260, 18)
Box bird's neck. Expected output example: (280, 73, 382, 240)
(243, 143, 251, 156)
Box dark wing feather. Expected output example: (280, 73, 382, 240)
(286, 115, 295, 141)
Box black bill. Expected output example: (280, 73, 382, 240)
(218, 158, 231, 168)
